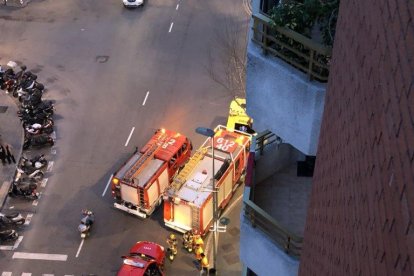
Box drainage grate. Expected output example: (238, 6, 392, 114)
(0, 106, 8, 113)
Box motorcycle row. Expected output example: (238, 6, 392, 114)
(0, 61, 55, 150)
(0, 61, 55, 244)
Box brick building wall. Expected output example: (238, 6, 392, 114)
(299, 1, 414, 275)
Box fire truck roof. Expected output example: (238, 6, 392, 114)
(141, 129, 188, 162)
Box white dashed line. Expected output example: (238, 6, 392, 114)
(75, 239, 84, 258)
(168, 22, 174, 33)
(124, 127, 135, 147)
(142, 91, 150, 106)
(24, 214, 33, 225)
(176, 3, 179, 10)
(102, 174, 113, 197)
(13, 252, 68, 261)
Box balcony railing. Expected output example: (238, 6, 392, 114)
(252, 12, 332, 82)
(243, 144, 303, 258)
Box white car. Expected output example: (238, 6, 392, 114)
(123, 0, 144, 7)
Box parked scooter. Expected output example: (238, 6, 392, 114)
(78, 210, 95, 239)
(23, 134, 54, 150)
(0, 229, 18, 242)
(19, 154, 48, 170)
(0, 212, 26, 227)
(8, 182, 39, 200)
(15, 167, 44, 182)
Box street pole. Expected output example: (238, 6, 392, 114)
(195, 127, 218, 274)
(211, 134, 217, 273)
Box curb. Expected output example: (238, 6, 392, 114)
(0, 92, 24, 209)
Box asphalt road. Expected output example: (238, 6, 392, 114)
(0, 0, 249, 274)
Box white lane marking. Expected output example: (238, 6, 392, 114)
(0, 245, 13, 250)
(24, 214, 33, 225)
(124, 127, 135, 147)
(75, 239, 84, 258)
(2, 272, 12, 276)
(176, 3, 179, 10)
(142, 91, 150, 106)
(21, 273, 31, 276)
(9, 206, 14, 209)
(168, 22, 174, 33)
(13, 252, 67, 261)
(102, 174, 113, 197)
(41, 178, 48, 188)
(47, 161, 54, 172)
(42, 274, 54, 276)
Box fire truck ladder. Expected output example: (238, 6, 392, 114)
(124, 133, 168, 180)
(139, 188, 145, 207)
(172, 147, 208, 190)
(191, 206, 200, 230)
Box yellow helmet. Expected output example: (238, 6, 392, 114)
(169, 233, 176, 240)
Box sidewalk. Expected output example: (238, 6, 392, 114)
(0, 90, 23, 208)
(204, 193, 243, 276)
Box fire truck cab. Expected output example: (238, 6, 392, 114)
(111, 129, 192, 218)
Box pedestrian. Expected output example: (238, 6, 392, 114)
(5, 144, 15, 164)
(0, 144, 6, 165)
(199, 252, 209, 275)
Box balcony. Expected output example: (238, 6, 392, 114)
(251, 13, 331, 82)
(252, 0, 333, 82)
(240, 135, 312, 276)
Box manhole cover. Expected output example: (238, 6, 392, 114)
(95, 55, 109, 63)
(0, 106, 8, 113)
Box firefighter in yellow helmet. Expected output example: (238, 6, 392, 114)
(192, 230, 204, 251)
(195, 242, 204, 262)
(200, 252, 209, 274)
(167, 233, 178, 256)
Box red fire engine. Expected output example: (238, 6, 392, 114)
(111, 129, 192, 218)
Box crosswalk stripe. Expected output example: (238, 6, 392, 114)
(42, 274, 54, 276)
(21, 273, 31, 276)
(2, 272, 12, 276)
(12, 252, 67, 261)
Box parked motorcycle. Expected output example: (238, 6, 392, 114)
(8, 182, 39, 200)
(78, 210, 95, 239)
(19, 154, 48, 170)
(22, 117, 53, 128)
(0, 229, 18, 242)
(23, 134, 54, 150)
(15, 167, 44, 182)
(0, 212, 26, 227)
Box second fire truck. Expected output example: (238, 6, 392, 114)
(111, 129, 192, 218)
(163, 125, 252, 235)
